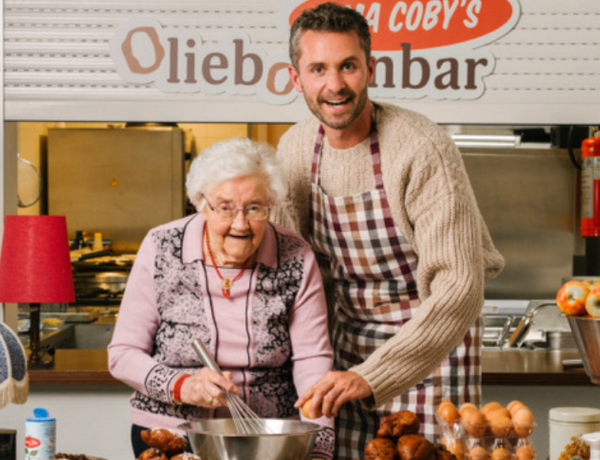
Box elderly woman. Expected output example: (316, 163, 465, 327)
(108, 138, 334, 459)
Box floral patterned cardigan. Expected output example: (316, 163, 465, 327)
(108, 213, 335, 458)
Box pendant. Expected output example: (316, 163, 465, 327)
(221, 279, 232, 299)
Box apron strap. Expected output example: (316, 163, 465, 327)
(310, 105, 383, 190)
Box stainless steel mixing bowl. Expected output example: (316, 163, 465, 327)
(567, 315, 600, 384)
(179, 418, 322, 460)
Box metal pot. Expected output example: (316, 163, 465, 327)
(179, 419, 322, 460)
(567, 316, 600, 385)
(547, 330, 576, 350)
(73, 271, 129, 295)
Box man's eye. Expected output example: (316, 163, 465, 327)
(312, 66, 323, 74)
(343, 63, 355, 71)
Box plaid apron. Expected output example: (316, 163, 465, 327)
(309, 108, 481, 460)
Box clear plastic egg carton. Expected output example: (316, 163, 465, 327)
(436, 401, 536, 460)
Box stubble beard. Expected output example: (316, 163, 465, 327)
(305, 85, 370, 131)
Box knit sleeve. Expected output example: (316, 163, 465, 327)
(272, 125, 313, 241)
(349, 136, 491, 407)
(107, 231, 182, 404)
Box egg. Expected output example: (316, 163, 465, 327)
(508, 401, 527, 416)
(444, 438, 465, 460)
(515, 444, 536, 460)
(489, 415, 512, 438)
(462, 408, 487, 438)
(439, 402, 460, 424)
(513, 407, 535, 438)
(481, 402, 503, 416)
(439, 400, 454, 409)
(460, 402, 479, 417)
(506, 400, 522, 412)
(486, 407, 512, 422)
(469, 446, 489, 460)
(491, 448, 512, 460)
(301, 399, 323, 419)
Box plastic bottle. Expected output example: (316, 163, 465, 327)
(69, 230, 84, 250)
(25, 408, 55, 460)
(92, 232, 103, 252)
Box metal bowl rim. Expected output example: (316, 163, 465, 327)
(178, 419, 323, 438)
(566, 315, 600, 322)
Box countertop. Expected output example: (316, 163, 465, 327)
(482, 348, 592, 385)
(29, 349, 595, 386)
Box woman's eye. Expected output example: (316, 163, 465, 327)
(247, 205, 261, 213)
(217, 204, 233, 212)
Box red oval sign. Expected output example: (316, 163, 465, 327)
(288, 0, 519, 51)
(25, 436, 41, 449)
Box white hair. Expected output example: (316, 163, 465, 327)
(186, 138, 286, 210)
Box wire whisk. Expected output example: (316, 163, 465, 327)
(192, 339, 272, 435)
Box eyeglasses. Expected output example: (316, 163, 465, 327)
(202, 195, 271, 221)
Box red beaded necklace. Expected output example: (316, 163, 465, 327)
(204, 229, 248, 299)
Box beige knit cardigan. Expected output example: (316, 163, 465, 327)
(273, 102, 504, 408)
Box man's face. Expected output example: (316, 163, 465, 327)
(289, 30, 374, 131)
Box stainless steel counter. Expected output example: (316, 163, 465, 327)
(18, 324, 74, 349)
(482, 349, 592, 385)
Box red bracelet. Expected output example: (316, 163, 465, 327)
(172, 374, 191, 404)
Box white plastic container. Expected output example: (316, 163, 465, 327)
(549, 407, 600, 460)
(25, 408, 55, 460)
(581, 432, 600, 460)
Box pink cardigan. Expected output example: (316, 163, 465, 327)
(108, 214, 334, 458)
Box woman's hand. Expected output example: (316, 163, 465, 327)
(295, 370, 372, 418)
(179, 368, 238, 408)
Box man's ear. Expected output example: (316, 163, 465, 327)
(367, 56, 375, 85)
(288, 65, 304, 93)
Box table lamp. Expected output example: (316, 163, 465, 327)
(0, 215, 75, 368)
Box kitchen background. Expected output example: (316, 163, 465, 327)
(4, 119, 596, 460)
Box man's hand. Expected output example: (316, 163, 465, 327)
(295, 371, 372, 418)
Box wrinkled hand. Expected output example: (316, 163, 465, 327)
(179, 368, 238, 408)
(295, 371, 372, 418)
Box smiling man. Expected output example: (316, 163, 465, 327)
(274, 3, 505, 459)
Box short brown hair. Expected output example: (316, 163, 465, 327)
(289, 2, 371, 70)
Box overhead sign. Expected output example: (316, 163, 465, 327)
(110, 0, 521, 104)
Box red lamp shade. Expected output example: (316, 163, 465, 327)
(0, 215, 75, 303)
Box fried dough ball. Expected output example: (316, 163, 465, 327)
(397, 434, 436, 460)
(140, 428, 187, 457)
(137, 448, 168, 460)
(377, 410, 420, 439)
(365, 437, 399, 460)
